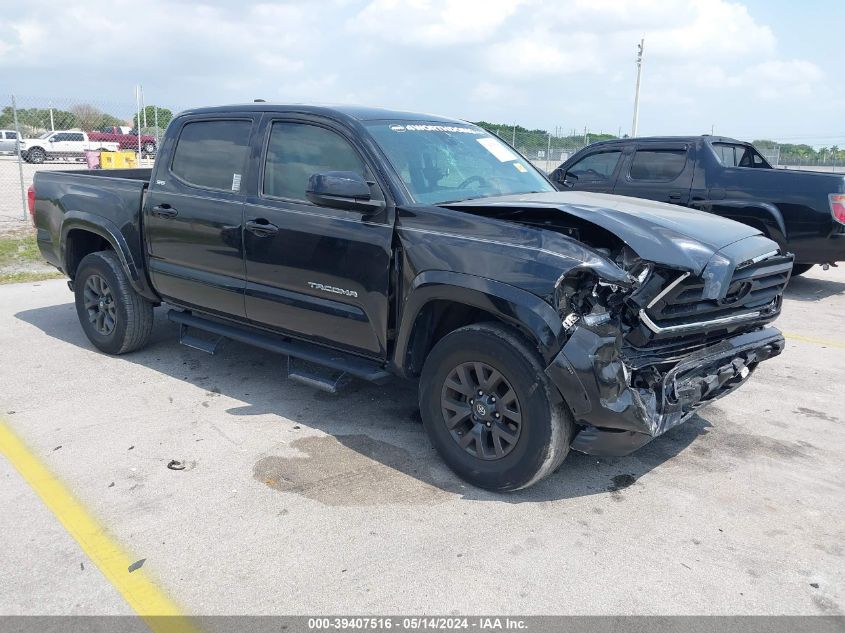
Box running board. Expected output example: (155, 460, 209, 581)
(167, 310, 391, 384)
(178, 323, 224, 354)
(286, 358, 349, 394)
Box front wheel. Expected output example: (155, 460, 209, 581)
(74, 251, 154, 355)
(143, 141, 156, 154)
(791, 263, 814, 277)
(419, 323, 573, 491)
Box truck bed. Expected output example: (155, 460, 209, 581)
(33, 168, 152, 279)
(47, 168, 153, 182)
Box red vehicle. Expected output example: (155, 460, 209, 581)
(87, 126, 157, 154)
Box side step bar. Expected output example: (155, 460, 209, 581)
(286, 357, 350, 394)
(167, 309, 391, 384)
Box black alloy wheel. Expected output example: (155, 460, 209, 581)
(441, 361, 522, 460)
(83, 274, 117, 335)
(73, 250, 154, 355)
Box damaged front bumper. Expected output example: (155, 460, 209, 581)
(545, 326, 785, 456)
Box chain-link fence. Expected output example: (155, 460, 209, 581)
(3, 98, 843, 234)
(478, 125, 592, 174)
(757, 146, 844, 172)
(1, 92, 182, 233)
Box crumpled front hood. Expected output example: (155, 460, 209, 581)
(444, 191, 763, 274)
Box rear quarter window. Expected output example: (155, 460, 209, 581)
(171, 120, 252, 191)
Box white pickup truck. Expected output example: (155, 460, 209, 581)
(20, 131, 120, 164)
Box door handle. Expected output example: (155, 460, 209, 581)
(151, 204, 178, 218)
(668, 191, 682, 201)
(245, 219, 279, 237)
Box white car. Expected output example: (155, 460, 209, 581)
(19, 131, 120, 164)
(0, 129, 19, 154)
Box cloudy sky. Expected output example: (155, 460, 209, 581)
(2, 0, 842, 145)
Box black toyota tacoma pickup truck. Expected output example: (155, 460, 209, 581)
(31, 105, 790, 491)
(549, 135, 845, 276)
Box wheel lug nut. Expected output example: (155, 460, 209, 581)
(485, 421, 491, 427)
(490, 397, 496, 403)
(469, 399, 474, 404)
(495, 413, 500, 418)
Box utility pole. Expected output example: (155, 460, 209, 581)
(135, 85, 143, 162)
(12, 96, 27, 221)
(141, 85, 147, 129)
(631, 38, 644, 137)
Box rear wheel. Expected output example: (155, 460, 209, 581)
(143, 141, 156, 154)
(74, 251, 154, 355)
(792, 263, 814, 277)
(419, 323, 573, 491)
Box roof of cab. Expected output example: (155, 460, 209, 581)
(585, 134, 744, 148)
(177, 103, 467, 125)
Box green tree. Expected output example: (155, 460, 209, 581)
(133, 105, 173, 131)
(0, 106, 77, 135)
(100, 112, 127, 129)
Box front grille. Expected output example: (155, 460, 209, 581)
(646, 254, 792, 328)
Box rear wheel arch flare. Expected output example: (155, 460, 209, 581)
(64, 228, 113, 278)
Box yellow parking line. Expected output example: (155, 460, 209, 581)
(0, 420, 199, 633)
(783, 332, 845, 350)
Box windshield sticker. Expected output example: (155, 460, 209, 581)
(401, 124, 483, 134)
(231, 173, 242, 192)
(476, 137, 519, 162)
(513, 162, 528, 173)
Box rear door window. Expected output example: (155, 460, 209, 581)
(171, 120, 252, 191)
(629, 148, 687, 181)
(566, 150, 622, 182)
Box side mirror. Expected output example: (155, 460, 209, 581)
(560, 171, 578, 188)
(48, 137, 56, 142)
(306, 171, 382, 213)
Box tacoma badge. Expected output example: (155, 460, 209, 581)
(307, 282, 358, 298)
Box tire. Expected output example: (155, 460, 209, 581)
(143, 141, 156, 154)
(74, 251, 154, 355)
(419, 322, 573, 491)
(791, 263, 814, 277)
(26, 147, 46, 164)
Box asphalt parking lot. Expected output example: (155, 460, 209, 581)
(1, 266, 844, 617)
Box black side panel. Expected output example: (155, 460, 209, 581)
(242, 113, 395, 358)
(143, 115, 258, 318)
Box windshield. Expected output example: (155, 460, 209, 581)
(366, 121, 554, 204)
